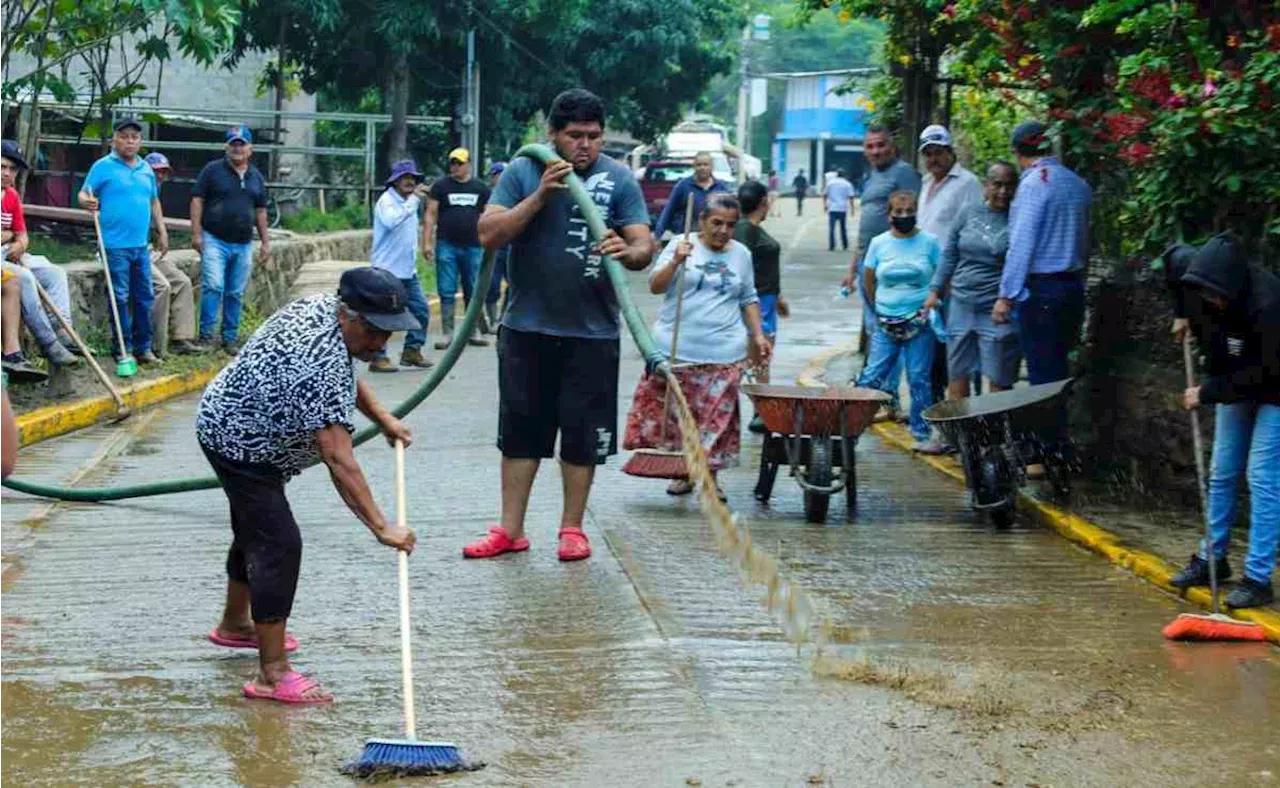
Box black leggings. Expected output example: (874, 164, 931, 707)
(202, 445, 302, 623)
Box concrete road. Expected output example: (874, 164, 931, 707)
(3, 201, 1278, 786)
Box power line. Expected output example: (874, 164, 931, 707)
(462, 0, 558, 74)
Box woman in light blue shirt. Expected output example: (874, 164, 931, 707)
(855, 189, 943, 450)
(624, 194, 772, 498)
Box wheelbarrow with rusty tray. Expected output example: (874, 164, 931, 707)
(744, 384, 891, 523)
(922, 378, 1073, 526)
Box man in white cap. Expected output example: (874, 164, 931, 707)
(917, 123, 982, 403)
(917, 124, 982, 242)
(424, 147, 490, 349)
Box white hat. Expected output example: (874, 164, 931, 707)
(918, 124, 953, 152)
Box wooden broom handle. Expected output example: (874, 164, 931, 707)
(395, 440, 417, 740)
(659, 196, 697, 444)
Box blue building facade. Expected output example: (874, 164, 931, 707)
(771, 73, 871, 195)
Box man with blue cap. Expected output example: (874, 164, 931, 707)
(368, 158, 434, 372)
(144, 151, 206, 356)
(197, 265, 418, 703)
(190, 124, 271, 355)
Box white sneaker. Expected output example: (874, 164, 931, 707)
(912, 438, 944, 455)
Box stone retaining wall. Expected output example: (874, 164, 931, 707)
(62, 230, 371, 331)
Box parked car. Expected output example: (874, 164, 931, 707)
(638, 159, 695, 225)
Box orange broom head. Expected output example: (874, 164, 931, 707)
(621, 450, 689, 479)
(1162, 612, 1267, 642)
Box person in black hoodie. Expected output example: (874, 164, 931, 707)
(1167, 234, 1280, 608)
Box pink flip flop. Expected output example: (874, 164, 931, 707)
(557, 527, 592, 562)
(242, 670, 333, 705)
(462, 526, 530, 559)
(208, 628, 299, 653)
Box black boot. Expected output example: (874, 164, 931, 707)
(1225, 578, 1274, 609)
(1169, 555, 1231, 590)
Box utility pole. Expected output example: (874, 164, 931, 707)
(735, 15, 771, 183)
(463, 29, 480, 159)
(735, 23, 750, 184)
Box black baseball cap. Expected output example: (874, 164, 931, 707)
(113, 116, 143, 133)
(338, 267, 421, 331)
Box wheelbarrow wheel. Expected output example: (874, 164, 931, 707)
(804, 436, 833, 523)
(989, 502, 1016, 528)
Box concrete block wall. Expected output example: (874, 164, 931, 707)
(63, 230, 371, 334)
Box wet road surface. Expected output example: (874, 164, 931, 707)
(4, 203, 1278, 786)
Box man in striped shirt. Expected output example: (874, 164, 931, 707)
(994, 120, 1092, 475)
(993, 120, 1092, 384)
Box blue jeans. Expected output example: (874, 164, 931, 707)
(376, 274, 432, 358)
(857, 325, 935, 440)
(857, 264, 903, 405)
(199, 233, 254, 344)
(1016, 274, 1084, 385)
(1198, 402, 1280, 585)
(104, 247, 154, 355)
(436, 239, 483, 312)
(1017, 274, 1084, 449)
(828, 211, 848, 250)
(485, 247, 509, 306)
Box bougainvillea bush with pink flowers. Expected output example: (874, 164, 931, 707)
(801, 0, 1280, 260)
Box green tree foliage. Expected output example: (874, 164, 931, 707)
(233, 0, 744, 164)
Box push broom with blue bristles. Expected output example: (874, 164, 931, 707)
(347, 440, 472, 777)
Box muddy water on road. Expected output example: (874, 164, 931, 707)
(4, 210, 1279, 786)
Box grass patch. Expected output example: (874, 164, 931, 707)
(415, 252, 437, 294)
(33, 231, 194, 266)
(280, 202, 370, 233)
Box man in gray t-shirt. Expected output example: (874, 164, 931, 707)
(843, 126, 923, 334)
(464, 88, 653, 564)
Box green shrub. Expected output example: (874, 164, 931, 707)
(281, 202, 371, 233)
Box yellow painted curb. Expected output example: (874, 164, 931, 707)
(16, 363, 224, 448)
(869, 420, 1280, 644)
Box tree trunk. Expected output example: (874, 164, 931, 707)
(18, 1, 56, 199)
(271, 13, 287, 181)
(387, 47, 410, 164)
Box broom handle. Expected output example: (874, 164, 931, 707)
(1183, 335, 1218, 614)
(34, 279, 126, 410)
(395, 440, 418, 740)
(659, 197, 696, 447)
(90, 199, 129, 357)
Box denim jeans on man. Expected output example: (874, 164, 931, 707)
(436, 238, 483, 312)
(857, 326, 935, 440)
(375, 275, 432, 360)
(199, 233, 254, 344)
(1198, 402, 1280, 585)
(828, 211, 849, 251)
(1017, 274, 1084, 454)
(105, 247, 154, 355)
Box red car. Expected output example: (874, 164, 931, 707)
(639, 159, 695, 226)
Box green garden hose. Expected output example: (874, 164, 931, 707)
(2, 144, 667, 502)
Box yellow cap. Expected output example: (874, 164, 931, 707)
(448, 147, 470, 164)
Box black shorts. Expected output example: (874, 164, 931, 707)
(497, 327, 619, 466)
(202, 444, 302, 623)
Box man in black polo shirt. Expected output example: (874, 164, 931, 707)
(191, 124, 271, 355)
(424, 147, 489, 349)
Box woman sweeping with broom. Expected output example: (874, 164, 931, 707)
(623, 193, 772, 501)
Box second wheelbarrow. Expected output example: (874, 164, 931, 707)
(923, 378, 1074, 526)
(744, 384, 891, 523)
